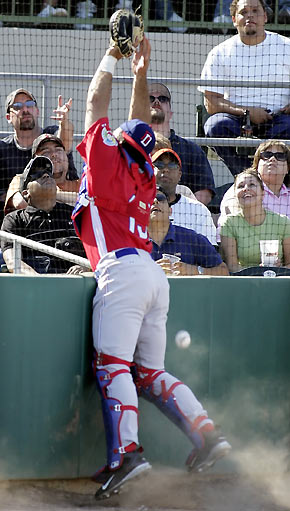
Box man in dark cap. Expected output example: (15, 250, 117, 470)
(72, 35, 230, 501)
(4, 133, 80, 214)
(1, 155, 83, 274)
(0, 88, 77, 222)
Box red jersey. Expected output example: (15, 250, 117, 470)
(73, 118, 156, 270)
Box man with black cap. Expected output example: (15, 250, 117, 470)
(0, 88, 77, 222)
(1, 155, 83, 274)
(72, 35, 230, 501)
(4, 133, 80, 214)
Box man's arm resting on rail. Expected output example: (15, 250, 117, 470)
(204, 90, 272, 124)
(3, 248, 38, 275)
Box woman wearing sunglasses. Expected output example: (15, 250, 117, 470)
(220, 140, 290, 219)
(219, 168, 290, 273)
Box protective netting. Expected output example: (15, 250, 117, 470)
(0, 0, 289, 276)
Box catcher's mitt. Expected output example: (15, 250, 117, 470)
(109, 9, 144, 58)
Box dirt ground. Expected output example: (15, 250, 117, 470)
(1, 443, 290, 511)
(1, 467, 290, 511)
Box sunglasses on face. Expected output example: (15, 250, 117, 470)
(29, 168, 53, 182)
(260, 151, 287, 162)
(10, 100, 36, 111)
(154, 161, 180, 171)
(155, 193, 168, 202)
(149, 95, 170, 104)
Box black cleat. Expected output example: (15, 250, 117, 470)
(95, 449, 151, 500)
(186, 429, 231, 473)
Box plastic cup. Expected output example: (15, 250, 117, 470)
(161, 254, 181, 275)
(162, 254, 181, 264)
(259, 240, 279, 266)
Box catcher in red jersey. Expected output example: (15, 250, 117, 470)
(72, 23, 231, 501)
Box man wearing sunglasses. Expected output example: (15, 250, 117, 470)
(149, 187, 229, 275)
(152, 147, 217, 246)
(148, 81, 216, 207)
(0, 156, 83, 274)
(0, 88, 77, 224)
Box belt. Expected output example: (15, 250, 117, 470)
(115, 247, 138, 259)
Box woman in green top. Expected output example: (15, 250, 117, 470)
(220, 169, 290, 273)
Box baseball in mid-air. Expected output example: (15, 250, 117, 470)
(175, 330, 191, 349)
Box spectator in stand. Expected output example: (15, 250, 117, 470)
(1, 156, 85, 275)
(219, 140, 290, 219)
(199, 0, 290, 177)
(152, 147, 217, 245)
(213, 0, 289, 24)
(0, 89, 76, 223)
(38, 0, 68, 17)
(149, 187, 229, 276)
(149, 81, 216, 206)
(152, 132, 196, 200)
(74, 1, 97, 30)
(114, 0, 186, 32)
(220, 168, 290, 272)
(4, 134, 80, 215)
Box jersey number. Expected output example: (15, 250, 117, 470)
(129, 217, 148, 239)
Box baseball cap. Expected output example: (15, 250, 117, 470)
(148, 82, 171, 103)
(5, 88, 37, 113)
(32, 133, 65, 157)
(152, 148, 182, 167)
(156, 184, 170, 202)
(22, 156, 53, 191)
(119, 119, 156, 162)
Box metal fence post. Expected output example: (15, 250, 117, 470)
(13, 239, 22, 274)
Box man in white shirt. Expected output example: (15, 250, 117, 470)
(152, 148, 217, 245)
(199, 0, 290, 176)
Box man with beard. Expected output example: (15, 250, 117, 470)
(0, 88, 77, 223)
(148, 82, 216, 206)
(199, 0, 290, 177)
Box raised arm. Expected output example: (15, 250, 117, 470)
(85, 47, 122, 133)
(52, 95, 74, 152)
(128, 35, 151, 123)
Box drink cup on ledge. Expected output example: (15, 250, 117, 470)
(259, 240, 279, 266)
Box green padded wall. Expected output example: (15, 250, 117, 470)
(0, 275, 97, 479)
(1, 275, 290, 479)
(140, 277, 290, 469)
